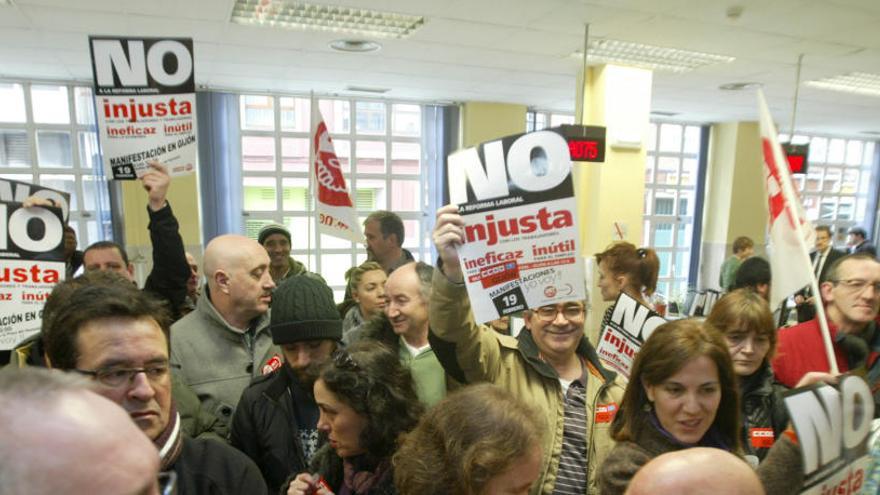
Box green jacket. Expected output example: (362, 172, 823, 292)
(428, 270, 625, 495)
(276, 257, 325, 285)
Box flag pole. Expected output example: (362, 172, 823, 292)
(759, 90, 838, 375)
(308, 90, 316, 271)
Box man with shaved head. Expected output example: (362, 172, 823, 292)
(624, 448, 764, 495)
(171, 234, 281, 428)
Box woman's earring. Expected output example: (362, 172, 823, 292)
(643, 401, 653, 412)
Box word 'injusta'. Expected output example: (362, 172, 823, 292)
(464, 207, 573, 247)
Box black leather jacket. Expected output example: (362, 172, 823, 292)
(740, 362, 790, 461)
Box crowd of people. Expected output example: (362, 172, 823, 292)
(2, 165, 880, 495)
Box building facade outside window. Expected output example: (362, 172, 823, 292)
(644, 122, 702, 301)
(781, 133, 877, 245)
(239, 94, 429, 299)
(0, 81, 113, 248)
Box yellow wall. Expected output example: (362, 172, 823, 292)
(460, 102, 527, 148)
(576, 64, 653, 340)
(698, 121, 768, 289)
(121, 172, 202, 282)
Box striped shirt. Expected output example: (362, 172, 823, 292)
(553, 367, 588, 495)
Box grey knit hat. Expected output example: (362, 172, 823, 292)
(270, 276, 342, 344)
(258, 223, 291, 245)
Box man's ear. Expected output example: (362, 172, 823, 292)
(215, 270, 231, 294)
(819, 281, 834, 304)
(522, 311, 534, 331)
(126, 263, 135, 278)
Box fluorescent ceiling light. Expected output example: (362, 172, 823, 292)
(806, 72, 880, 97)
(574, 39, 735, 73)
(231, 0, 425, 39)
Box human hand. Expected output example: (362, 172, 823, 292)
(21, 196, 56, 209)
(287, 473, 334, 495)
(433, 204, 465, 283)
(141, 161, 171, 211)
(794, 371, 839, 388)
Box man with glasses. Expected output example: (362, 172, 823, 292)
(43, 272, 268, 494)
(773, 253, 880, 413)
(428, 204, 625, 495)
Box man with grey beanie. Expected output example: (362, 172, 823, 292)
(230, 275, 341, 493)
(257, 223, 325, 285)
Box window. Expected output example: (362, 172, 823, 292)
(0, 82, 113, 247)
(526, 110, 574, 132)
(644, 123, 703, 301)
(780, 133, 876, 243)
(239, 95, 430, 299)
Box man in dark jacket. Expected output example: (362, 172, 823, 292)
(794, 225, 846, 322)
(230, 275, 340, 493)
(43, 272, 267, 495)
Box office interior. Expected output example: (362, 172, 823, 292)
(1, 0, 879, 332)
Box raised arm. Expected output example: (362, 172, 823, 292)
(428, 204, 505, 383)
(141, 161, 190, 320)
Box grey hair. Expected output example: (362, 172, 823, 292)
(413, 261, 433, 302)
(0, 368, 95, 494)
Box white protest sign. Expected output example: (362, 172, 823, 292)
(595, 292, 666, 378)
(0, 200, 65, 350)
(784, 375, 875, 494)
(0, 178, 70, 223)
(90, 36, 197, 179)
(447, 127, 586, 324)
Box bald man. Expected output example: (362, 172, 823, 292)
(0, 368, 161, 495)
(170, 235, 281, 428)
(625, 448, 764, 495)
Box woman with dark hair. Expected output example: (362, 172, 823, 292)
(393, 384, 544, 495)
(706, 289, 789, 463)
(599, 319, 803, 495)
(285, 341, 423, 495)
(595, 242, 660, 322)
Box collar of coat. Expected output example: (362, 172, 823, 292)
(515, 325, 618, 385)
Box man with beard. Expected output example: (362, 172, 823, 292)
(230, 276, 341, 493)
(43, 273, 267, 494)
(171, 235, 281, 429)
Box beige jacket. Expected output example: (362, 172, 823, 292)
(428, 270, 626, 495)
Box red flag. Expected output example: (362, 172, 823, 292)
(311, 106, 362, 243)
(757, 90, 815, 310)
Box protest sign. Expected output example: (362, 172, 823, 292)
(784, 375, 875, 494)
(89, 36, 197, 179)
(0, 199, 65, 350)
(595, 292, 666, 378)
(447, 126, 592, 324)
(0, 178, 71, 223)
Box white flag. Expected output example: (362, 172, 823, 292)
(757, 90, 815, 310)
(311, 108, 363, 243)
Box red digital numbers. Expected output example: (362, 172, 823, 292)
(568, 140, 599, 160)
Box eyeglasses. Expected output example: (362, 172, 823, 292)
(75, 363, 170, 388)
(158, 471, 177, 495)
(332, 350, 359, 370)
(831, 278, 880, 295)
(534, 304, 585, 322)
